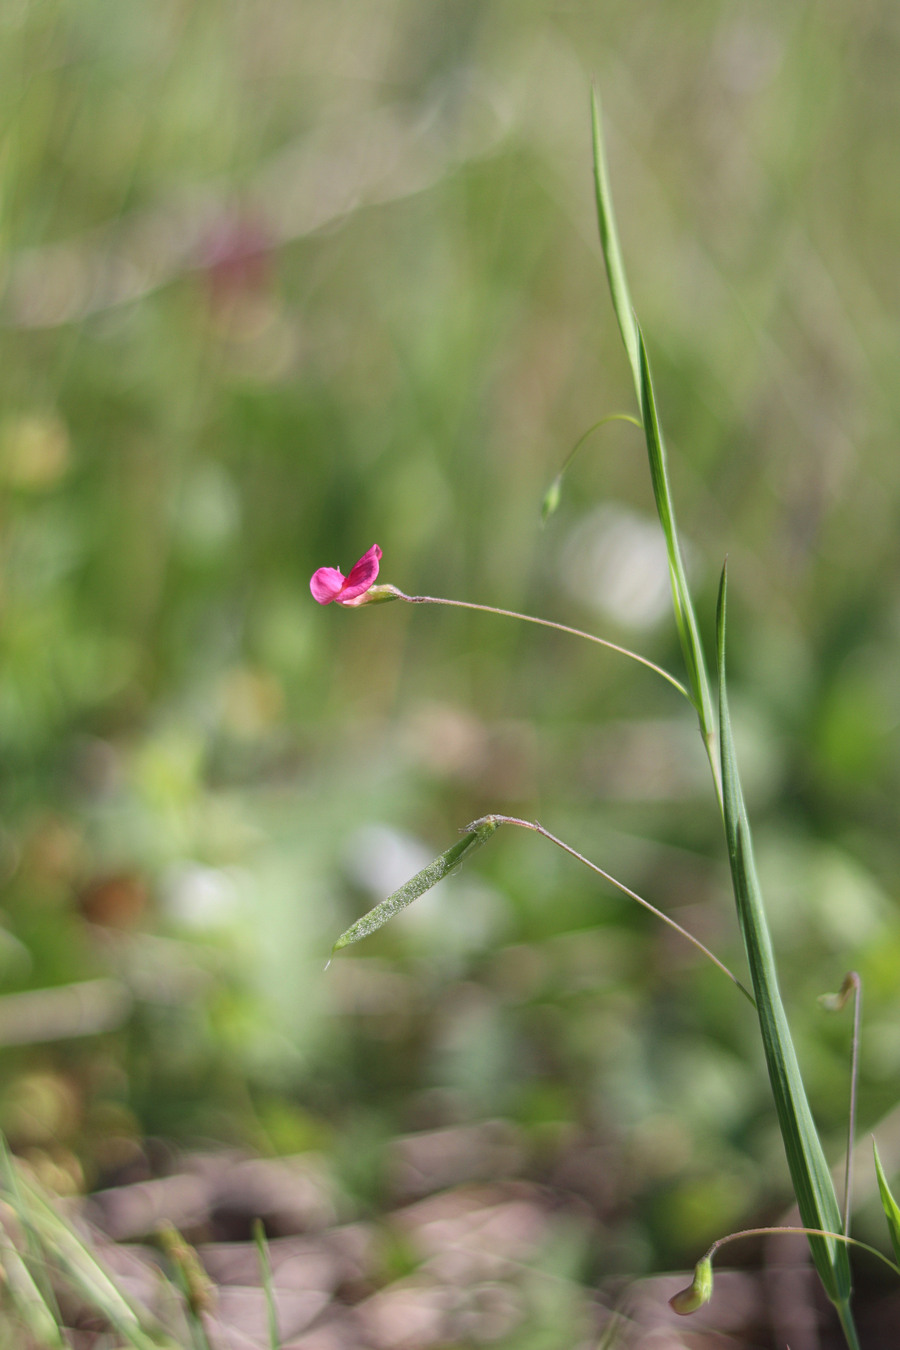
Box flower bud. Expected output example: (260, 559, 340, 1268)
(669, 1257, 713, 1315)
(541, 475, 562, 524)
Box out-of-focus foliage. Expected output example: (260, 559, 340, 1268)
(0, 0, 899, 1285)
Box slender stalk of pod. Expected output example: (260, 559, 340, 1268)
(671, 1225, 900, 1318)
(331, 814, 750, 1003)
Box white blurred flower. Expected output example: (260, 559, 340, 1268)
(161, 862, 242, 929)
(559, 503, 674, 630)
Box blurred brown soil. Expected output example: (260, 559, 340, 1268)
(7, 1127, 900, 1349)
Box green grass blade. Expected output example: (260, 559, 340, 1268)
(873, 1141, 900, 1269)
(717, 565, 854, 1327)
(637, 332, 717, 747)
(0, 1130, 64, 1330)
(591, 89, 640, 391)
(0, 1240, 67, 1348)
(11, 1169, 169, 1350)
(331, 819, 499, 956)
(253, 1219, 281, 1350)
(591, 93, 719, 793)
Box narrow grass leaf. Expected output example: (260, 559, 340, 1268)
(637, 330, 716, 746)
(873, 1141, 900, 1269)
(592, 93, 718, 790)
(591, 89, 639, 391)
(717, 566, 854, 1326)
(0, 1241, 67, 1348)
(0, 1130, 64, 1327)
(332, 819, 499, 955)
(15, 1175, 166, 1350)
(253, 1219, 280, 1350)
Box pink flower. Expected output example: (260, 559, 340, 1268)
(310, 544, 382, 606)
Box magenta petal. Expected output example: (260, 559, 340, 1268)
(310, 566, 346, 604)
(337, 544, 382, 601)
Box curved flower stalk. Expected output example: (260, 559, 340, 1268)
(309, 547, 690, 699)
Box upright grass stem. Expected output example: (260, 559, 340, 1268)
(591, 91, 721, 807)
(718, 572, 854, 1333)
(322, 88, 874, 1350)
(592, 90, 858, 1343)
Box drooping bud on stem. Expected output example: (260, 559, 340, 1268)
(669, 1257, 713, 1315)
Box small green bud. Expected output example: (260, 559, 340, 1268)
(669, 1256, 713, 1315)
(541, 476, 562, 524)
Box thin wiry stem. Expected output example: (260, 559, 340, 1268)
(844, 973, 862, 1237)
(556, 413, 642, 479)
(468, 814, 754, 1006)
(819, 971, 863, 1238)
(391, 591, 690, 700)
(542, 413, 643, 522)
(847, 977, 863, 1236)
(704, 1225, 898, 1279)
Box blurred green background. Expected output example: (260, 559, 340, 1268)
(1, 0, 899, 1290)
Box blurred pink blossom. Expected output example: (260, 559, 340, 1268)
(201, 212, 271, 304)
